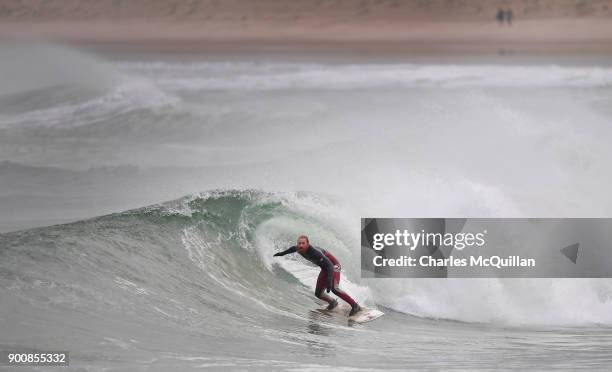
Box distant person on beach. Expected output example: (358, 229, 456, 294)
(496, 8, 504, 25)
(505, 8, 513, 26)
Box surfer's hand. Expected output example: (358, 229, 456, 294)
(273, 252, 282, 257)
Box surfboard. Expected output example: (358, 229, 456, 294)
(317, 303, 351, 315)
(348, 308, 384, 323)
(318, 304, 384, 323)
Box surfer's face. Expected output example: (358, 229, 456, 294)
(297, 238, 309, 253)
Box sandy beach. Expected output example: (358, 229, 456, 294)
(1, 0, 612, 54)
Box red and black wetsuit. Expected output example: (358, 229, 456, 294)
(274, 245, 358, 307)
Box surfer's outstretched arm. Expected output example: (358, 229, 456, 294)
(273, 246, 297, 256)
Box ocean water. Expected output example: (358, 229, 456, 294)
(1, 43, 612, 370)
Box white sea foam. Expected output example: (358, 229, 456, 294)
(120, 61, 612, 91)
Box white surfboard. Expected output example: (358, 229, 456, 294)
(318, 304, 384, 323)
(318, 303, 351, 314)
(348, 307, 384, 323)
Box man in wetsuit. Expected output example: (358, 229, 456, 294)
(273, 235, 362, 316)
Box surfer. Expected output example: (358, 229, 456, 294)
(273, 235, 362, 316)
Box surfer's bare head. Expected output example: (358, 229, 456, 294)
(297, 235, 310, 253)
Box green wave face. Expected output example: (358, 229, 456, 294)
(0, 190, 358, 337)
